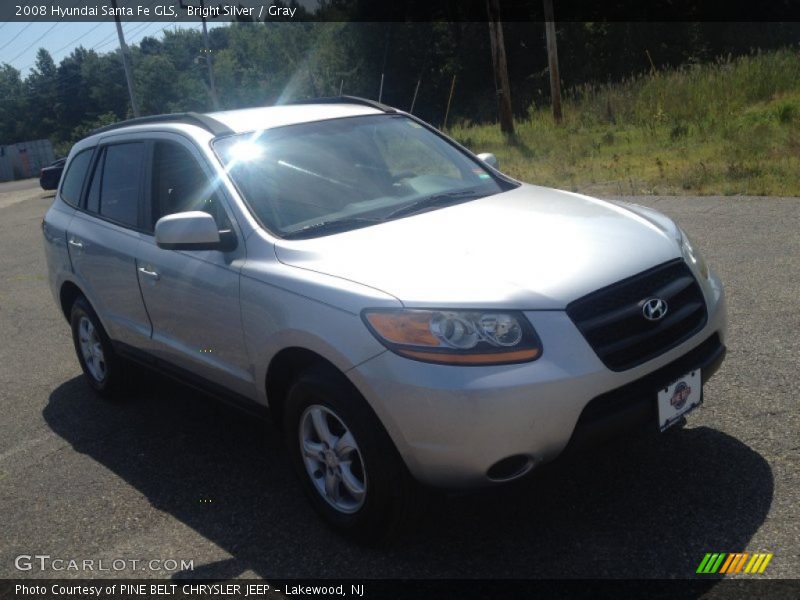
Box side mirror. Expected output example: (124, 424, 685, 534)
(155, 211, 222, 251)
(477, 152, 499, 169)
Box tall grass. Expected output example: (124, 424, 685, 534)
(449, 48, 800, 196)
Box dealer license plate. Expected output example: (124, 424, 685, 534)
(657, 369, 702, 432)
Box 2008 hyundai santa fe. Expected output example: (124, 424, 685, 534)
(43, 97, 726, 540)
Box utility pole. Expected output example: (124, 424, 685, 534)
(486, 0, 514, 135)
(443, 74, 456, 129)
(183, 0, 221, 110)
(378, 23, 391, 103)
(543, 0, 563, 124)
(200, 0, 221, 110)
(409, 78, 421, 113)
(111, 0, 139, 117)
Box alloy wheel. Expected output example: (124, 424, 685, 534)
(78, 316, 107, 382)
(298, 404, 367, 514)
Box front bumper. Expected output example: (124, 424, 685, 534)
(563, 332, 725, 453)
(347, 272, 727, 489)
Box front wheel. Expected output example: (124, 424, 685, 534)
(284, 366, 419, 543)
(298, 403, 368, 515)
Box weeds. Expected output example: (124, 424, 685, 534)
(449, 48, 800, 196)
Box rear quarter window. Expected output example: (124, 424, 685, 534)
(59, 149, 94, 207)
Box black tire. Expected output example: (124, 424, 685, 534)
(70, 295, 126, 398)
(284, 365, 419, 543)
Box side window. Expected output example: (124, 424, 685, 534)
(60, 149, 93, 207)
(99, 143, 145, 228)
(150, 141, 229, 231)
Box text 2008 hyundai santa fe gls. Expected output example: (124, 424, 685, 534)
(43, 97, 726, 540)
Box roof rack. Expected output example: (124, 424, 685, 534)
(286, 95, 396, 113)
(91, 112, 233, 137)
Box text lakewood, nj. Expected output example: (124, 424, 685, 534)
(47, 4, 298, 19)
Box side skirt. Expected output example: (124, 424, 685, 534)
(113, 341, 271, 422)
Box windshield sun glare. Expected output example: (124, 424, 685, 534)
(213, 115, 512, 239)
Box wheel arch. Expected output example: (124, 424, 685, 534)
(265, 347, 341, 430)
(264, 345, 396, 444)
(59, 280, 85, 322)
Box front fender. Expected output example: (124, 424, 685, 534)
(239, 272, 394, 406)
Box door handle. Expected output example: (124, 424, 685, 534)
(68, 239, 84, 249)
(138, 266, 160, 281)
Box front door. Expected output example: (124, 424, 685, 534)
(135, 137, 253, 397)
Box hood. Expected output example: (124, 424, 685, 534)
(274, 184, 682, 309)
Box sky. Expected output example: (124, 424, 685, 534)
(0, 20, 226, 76)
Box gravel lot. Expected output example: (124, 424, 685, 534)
(0, 178, 797, 580)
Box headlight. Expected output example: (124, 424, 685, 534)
(362, 309, 542, 365)
(678, 227, 710, 279)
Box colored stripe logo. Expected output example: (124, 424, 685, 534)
(696, 552, 773, 574)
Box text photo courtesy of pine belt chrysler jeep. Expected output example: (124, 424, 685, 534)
(42, 97, 726, 541)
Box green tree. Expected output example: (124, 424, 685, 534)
(24, 48, 58, 139)
(0, 64, 24, 142)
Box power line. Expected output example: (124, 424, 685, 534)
(51, 22, 106, 57)
(126, 20, 164, 43)
(79, 13, 161, 55)
(19, 22, 199, 103)
(120, 0, 160, 38)
(124, 22, 151, 38)
(17, 24, 114, 73)
(0, 21, 37, 53)
(24, 20, 177, 106)
(94, 21, 169, 52)
(125, 17, 160, 38)
(141, 23, 174, 41)
(88, 27, 124, 53)
(7, 22, 61, 65)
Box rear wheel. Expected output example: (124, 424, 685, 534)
(70, 296, 126, 398)
(284, 365, 419, 543)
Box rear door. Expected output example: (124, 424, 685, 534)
(67, 140, 152, 346)
(135, 135, 253, 397)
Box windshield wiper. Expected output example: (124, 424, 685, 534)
(282, 217, 382, 240)
(382, 189, 483, 220)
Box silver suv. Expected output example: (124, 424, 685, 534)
(43, 97, 726, 540)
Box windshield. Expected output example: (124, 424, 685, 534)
(212, 114, 509, 238)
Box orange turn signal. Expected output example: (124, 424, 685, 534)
(364, 311, 440, 347)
